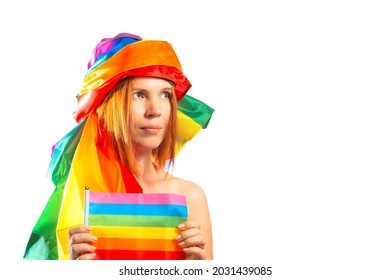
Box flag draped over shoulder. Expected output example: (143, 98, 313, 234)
(86, 190, 188, 260)
(23, 32, 214, 260)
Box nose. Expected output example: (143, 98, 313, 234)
(145, 97, 162, 118)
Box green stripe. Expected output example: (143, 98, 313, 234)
(178, 95, 214, 128)
(89, 214, 186, 227)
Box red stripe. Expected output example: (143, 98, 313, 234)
(74, 66, 190, 123)
(94, 249, 186, 260)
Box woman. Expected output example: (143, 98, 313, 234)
(23, 33, 214, 260)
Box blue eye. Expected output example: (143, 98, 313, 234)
(161, 91, 171, 99)
(132, 92, 143, 99)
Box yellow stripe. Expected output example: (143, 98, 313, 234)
(92, 226, 180, 239)
(176, 110, 202, 154)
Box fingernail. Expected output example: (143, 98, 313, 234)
(90, 253, 96, 258)
(178, 223, 185, 229)
(178, 241, 185, 247)
(183, 248, 189, 252)
(91, 236, 98, 242)
(90, 246, 96, 251)
(175, 235, 182, 241)
(86, 226, 92, 231)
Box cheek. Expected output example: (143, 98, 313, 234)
(162, 105, 172, 123)
(131, 104, 143, 118)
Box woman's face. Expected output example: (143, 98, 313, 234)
(130, 76, 172, 151)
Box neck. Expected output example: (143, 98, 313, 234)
(135, 150, 167, 188)
(135, 150, 155, 177)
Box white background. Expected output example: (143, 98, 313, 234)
(1, 0, 389, 279)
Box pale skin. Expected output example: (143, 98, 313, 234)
(68, 77, 213, 260)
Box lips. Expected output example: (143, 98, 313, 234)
(140, 125, 162, 134)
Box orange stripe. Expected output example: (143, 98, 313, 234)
(95, 238, 182, 251)
(91, 225, 180, 239)
(80, 40, 182, 96)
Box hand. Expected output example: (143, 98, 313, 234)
(176, 220, 207, 260)
(68, 226, 98, 260)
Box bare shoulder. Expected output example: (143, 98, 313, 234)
(165, 174, 206, 199)
(164, 175, 209, 219)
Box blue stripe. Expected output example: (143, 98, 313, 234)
(89, 203, 188, 217)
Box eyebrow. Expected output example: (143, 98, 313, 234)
(132, 87, 172, 91)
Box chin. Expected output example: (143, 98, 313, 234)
(135, 141, 162, 151)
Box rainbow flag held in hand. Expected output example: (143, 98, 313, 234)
(85, 189, 188, 260)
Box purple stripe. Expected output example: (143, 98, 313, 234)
(89, 192, 187, 206)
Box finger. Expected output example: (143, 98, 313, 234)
(70, 232, 98, 245)
(76, 252, 97, 260)
(178, 220, 201, 230)
(175, 227, 200, 242)
(68, 226, 92, 237)
(178, 235, 205, 248)
(70, 243, 96, 260)
(183, 246, 207, 260)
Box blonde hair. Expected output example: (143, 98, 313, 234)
(96, 77, 177, 178)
